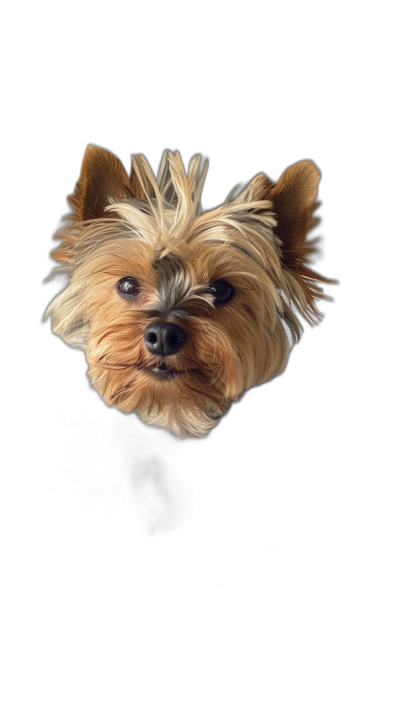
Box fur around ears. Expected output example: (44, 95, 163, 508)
(69, 147, 321, 254)
(58, 148, 332, 316)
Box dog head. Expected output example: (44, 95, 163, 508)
(46, 146, 331, 436)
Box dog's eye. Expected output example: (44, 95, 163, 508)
(117, 277, 141, 297)
(208, 280, 235, 305)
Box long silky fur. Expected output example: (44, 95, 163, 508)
(46, 150, 331, 437)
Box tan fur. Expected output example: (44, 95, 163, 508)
(46, 146, 333, 437)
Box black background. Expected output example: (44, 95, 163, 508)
(5, 84, 375, 648)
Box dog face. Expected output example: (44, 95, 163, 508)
(46, 146, 331, 437)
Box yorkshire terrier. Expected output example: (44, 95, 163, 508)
(46, 146, 332, 437)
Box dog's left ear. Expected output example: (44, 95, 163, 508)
(250, 161, 321, 271)
(266, 160, 321, 263)
(247, 161, 337, 319)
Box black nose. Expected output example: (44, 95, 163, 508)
(144, 321, 188, 356)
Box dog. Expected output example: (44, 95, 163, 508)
(46, 146, 333, 437)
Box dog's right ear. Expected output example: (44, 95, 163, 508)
(69, 145, 133, 221)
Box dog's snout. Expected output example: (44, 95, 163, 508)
(144, 321, 188, 356)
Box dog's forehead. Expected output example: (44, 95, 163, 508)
(153, 252, 188, 282)
(152, 251, 193, 311)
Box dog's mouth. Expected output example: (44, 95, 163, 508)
(146, 361, 199, 381)
(148, 362, 182, 380)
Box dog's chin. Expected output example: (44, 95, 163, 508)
(89, 355, 234, 437)
(139, 391, 229, 438)
(140, 365, 232, 437)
